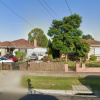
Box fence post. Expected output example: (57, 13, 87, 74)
(76, 63, 79, 72)
(65, 63, 68, 72)
(82, 63, 85, 68)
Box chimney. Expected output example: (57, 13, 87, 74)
(34, 39, 37, 47)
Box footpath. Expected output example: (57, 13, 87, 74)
(0, 71, 100, 98)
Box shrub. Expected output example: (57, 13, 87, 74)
(53, 58, 62, 62)
(48, 54, 53, 61)
(15, 51, 26, 61)
(43, 56, 49, 62)
(90, 55, 97, 61)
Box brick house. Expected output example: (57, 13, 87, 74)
(0, 39, 47, 58)
(82, 39, 100, 60)
(60, 39, 100, 61)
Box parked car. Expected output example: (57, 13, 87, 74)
(30, 54, 38, 60)
(3, 54, 18, 62)
(0, 57, 13, 63)
(38, 54, 44, 60)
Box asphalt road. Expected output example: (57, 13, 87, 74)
(0, 93, 100, 100)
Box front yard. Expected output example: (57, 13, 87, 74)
(67, 61, 100, 69)
(86, 62, 100, 67)
(22, 76, 100, 91)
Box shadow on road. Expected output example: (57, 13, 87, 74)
(19, 94, 58, 100)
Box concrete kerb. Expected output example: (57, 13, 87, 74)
(0, 88, 100, 97)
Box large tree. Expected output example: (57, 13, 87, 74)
(74, 37, 90, 61)
(48, 14, 90, 61)
(82, 34, 94, 40)
(28, 28, 48, 47)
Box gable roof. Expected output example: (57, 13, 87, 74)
(0, 39, 34, 48)
(82, 39, 100, 45)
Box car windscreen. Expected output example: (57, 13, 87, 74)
(9, 55, 14, 58)
(32, 54, 36, 56)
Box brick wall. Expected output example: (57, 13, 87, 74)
(76, 63, 100, 72)
(28, 62, 65, 72)
(0, 63, 2, 70)
(19, 63, 27, 70)
(2, 63, 13, 70)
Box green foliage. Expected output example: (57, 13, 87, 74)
(48, 39, 53, 54)
(48, 54, 53, 61)
(0, 52, 1, 56)
(82, 34, 94, 40)
(74, 38, 90, 58)
(22, 76, 100, 91)
(53, 58, 62, 62)
(28, 28, 48, 47)
(48, 14, 82, 55)
(86, 62, 100, 67)
(90, 55, 97, 61)
(15, 51, 26, 60)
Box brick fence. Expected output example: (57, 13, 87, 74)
(19, 62, 28, 71)
(0, 64, 2, 70)
(2, 63, 13, 70)
(28, 62, 67, 72)
(76, 63, 100, 72)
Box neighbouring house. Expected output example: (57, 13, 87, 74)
(60, 39, 100, 61)
(0, 39, 47, 59)
(83, 39, 100, 60)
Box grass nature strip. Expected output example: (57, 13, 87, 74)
(21, 76, 100, 91)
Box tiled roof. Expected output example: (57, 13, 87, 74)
(12, 39, 33, 47)
(0, 41, 13, 47)
(0, 39, 34, 48)
(82, 39, 100, 45)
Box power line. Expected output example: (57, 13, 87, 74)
(37, 0, 55, 19)
(0, 0, 34, 28)
(42, 0, 60, 19)
(65, 0, 73, 15)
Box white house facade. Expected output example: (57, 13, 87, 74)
(0, 39, 47, 59)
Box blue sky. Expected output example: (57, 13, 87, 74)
(0, 0, 100, 42)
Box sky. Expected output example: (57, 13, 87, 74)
(0, 0, 100, 42)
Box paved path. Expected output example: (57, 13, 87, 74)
(25, 71, 100, 77)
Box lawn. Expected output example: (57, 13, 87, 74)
(21, 76, 100, 91)
(86, 61, 100, 67)
(67, 61, 76, 70)
(67, 61, 100, 68)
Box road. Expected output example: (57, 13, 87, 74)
(0, 93, 100, 100)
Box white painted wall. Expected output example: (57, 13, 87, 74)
(88, 47, 95, 59)
(95, 48, 100, 56)
(13, 49, 19, 56)
(27, 47, 47, 58)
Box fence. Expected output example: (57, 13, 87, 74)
(76, 63, 100, 72)
(1, 62, 100, 72)
(28, 62, 66, 72)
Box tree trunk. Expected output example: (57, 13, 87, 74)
(66, 54, 67, 62)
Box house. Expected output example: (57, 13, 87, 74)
(60, 39, 100, 61)
(0, 39, 47, 59)
(82, 39, 100, 60)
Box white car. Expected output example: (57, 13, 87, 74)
(0, 57, 14, 63)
